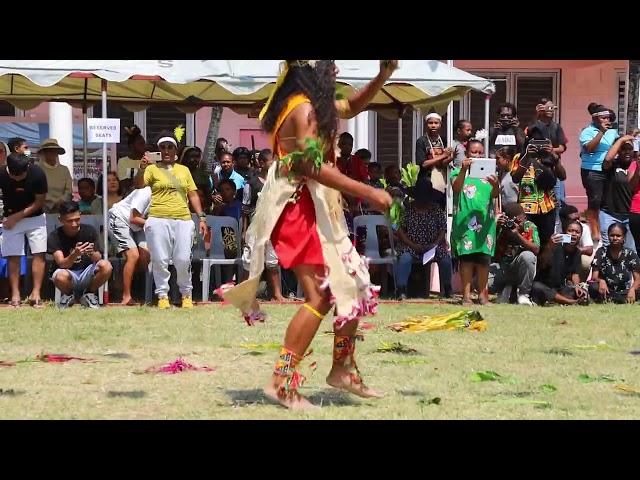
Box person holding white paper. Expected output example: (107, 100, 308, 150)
(395, 177, 452, 300)
(451, 140, 500, 306)
(489, 103, 526, 156)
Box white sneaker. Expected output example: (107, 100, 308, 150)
(497, 286, 512, 304)
(80, 292, 100, 309)
(517, 294, 534, 306)
(56, 293, 75, 309)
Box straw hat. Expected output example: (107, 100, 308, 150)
(38, 138, 65, 155)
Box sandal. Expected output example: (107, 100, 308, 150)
(9, 299, 20, 309)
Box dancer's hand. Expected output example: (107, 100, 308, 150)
(368, 188, 393, 213)
(379, 60, 399, 79)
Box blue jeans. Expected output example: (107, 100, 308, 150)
(397, 251, 452, 293)
(599, 211, 636, 251)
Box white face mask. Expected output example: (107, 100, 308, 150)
(23, 149, 31, 157)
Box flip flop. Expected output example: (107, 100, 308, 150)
(9, 300, 20, 309)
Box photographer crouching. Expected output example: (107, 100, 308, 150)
(489, 202, 540, 305)
(510, 126, 567, 247)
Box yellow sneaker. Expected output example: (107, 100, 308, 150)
(158, 297, 171, 309)
(181, 296, 194, 309)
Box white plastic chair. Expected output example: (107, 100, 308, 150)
(352, 214, 397, 294)
(201, 215, 243, 302)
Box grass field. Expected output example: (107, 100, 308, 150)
(1, 302, 640, 419)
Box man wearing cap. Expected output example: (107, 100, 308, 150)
(37, 138, 73, 214)
(0, 153, 48, 307)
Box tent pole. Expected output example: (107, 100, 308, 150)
(101, 79, 109, 304)
(446, 60, 455, 260)
(82, 106, 88, 177)
(484, 95, 491, 154)
(397, 116, 403, 168)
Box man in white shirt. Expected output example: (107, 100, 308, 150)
(108, 186, 152, 305)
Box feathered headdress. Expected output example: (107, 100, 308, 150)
(174, 125, 186, 144)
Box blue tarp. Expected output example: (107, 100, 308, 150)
(0, 122, 102, 148)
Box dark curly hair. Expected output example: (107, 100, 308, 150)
(124, 125, 145, 147)
(261, 60, 337, 145)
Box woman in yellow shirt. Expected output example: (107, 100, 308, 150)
(134, 131, 207, 309)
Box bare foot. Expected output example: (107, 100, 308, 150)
(263, 382, 319, 411)
(461, 296, 473, 306)
(478, 293, 492, 306)
(120, 296, 134, 306)
(272, 295, 288, 303)
(326, 367, 383, 399)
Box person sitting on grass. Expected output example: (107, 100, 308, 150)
(530, 220, 587, 306)
(489, 202, 539, 306)
(48, 201, 113, 308)
(589, 222, 640, 304)
(559, 204, 594, 281)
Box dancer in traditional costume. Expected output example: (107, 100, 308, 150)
(222, 60, 398, 410)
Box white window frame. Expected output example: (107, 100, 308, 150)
(460, 69, 561, 124)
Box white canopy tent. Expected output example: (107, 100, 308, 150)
(0, 60, 494, 112)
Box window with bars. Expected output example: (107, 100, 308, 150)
(0, 100, 16, 116)
(144, 105, 187, 148)
(455, 71, 559, 135)
(375, 109, 414, 167)
(616, 70, 627, 134)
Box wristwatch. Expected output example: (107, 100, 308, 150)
(198, 212, 206, 220)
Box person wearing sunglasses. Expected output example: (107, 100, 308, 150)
(579, 102, 620, 243)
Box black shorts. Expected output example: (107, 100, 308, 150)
(580, 169, 607, 210)
(458, 252, 491, 266)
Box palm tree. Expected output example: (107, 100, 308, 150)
(202, 106, 223, 171)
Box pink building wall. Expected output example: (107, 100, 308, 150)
(456, 60, 629, 211)
(195, 107, 349, 153)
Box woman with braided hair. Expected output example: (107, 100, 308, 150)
(222, 60, 397, 410)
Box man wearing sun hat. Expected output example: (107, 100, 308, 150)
(36, 138, 73, 214)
